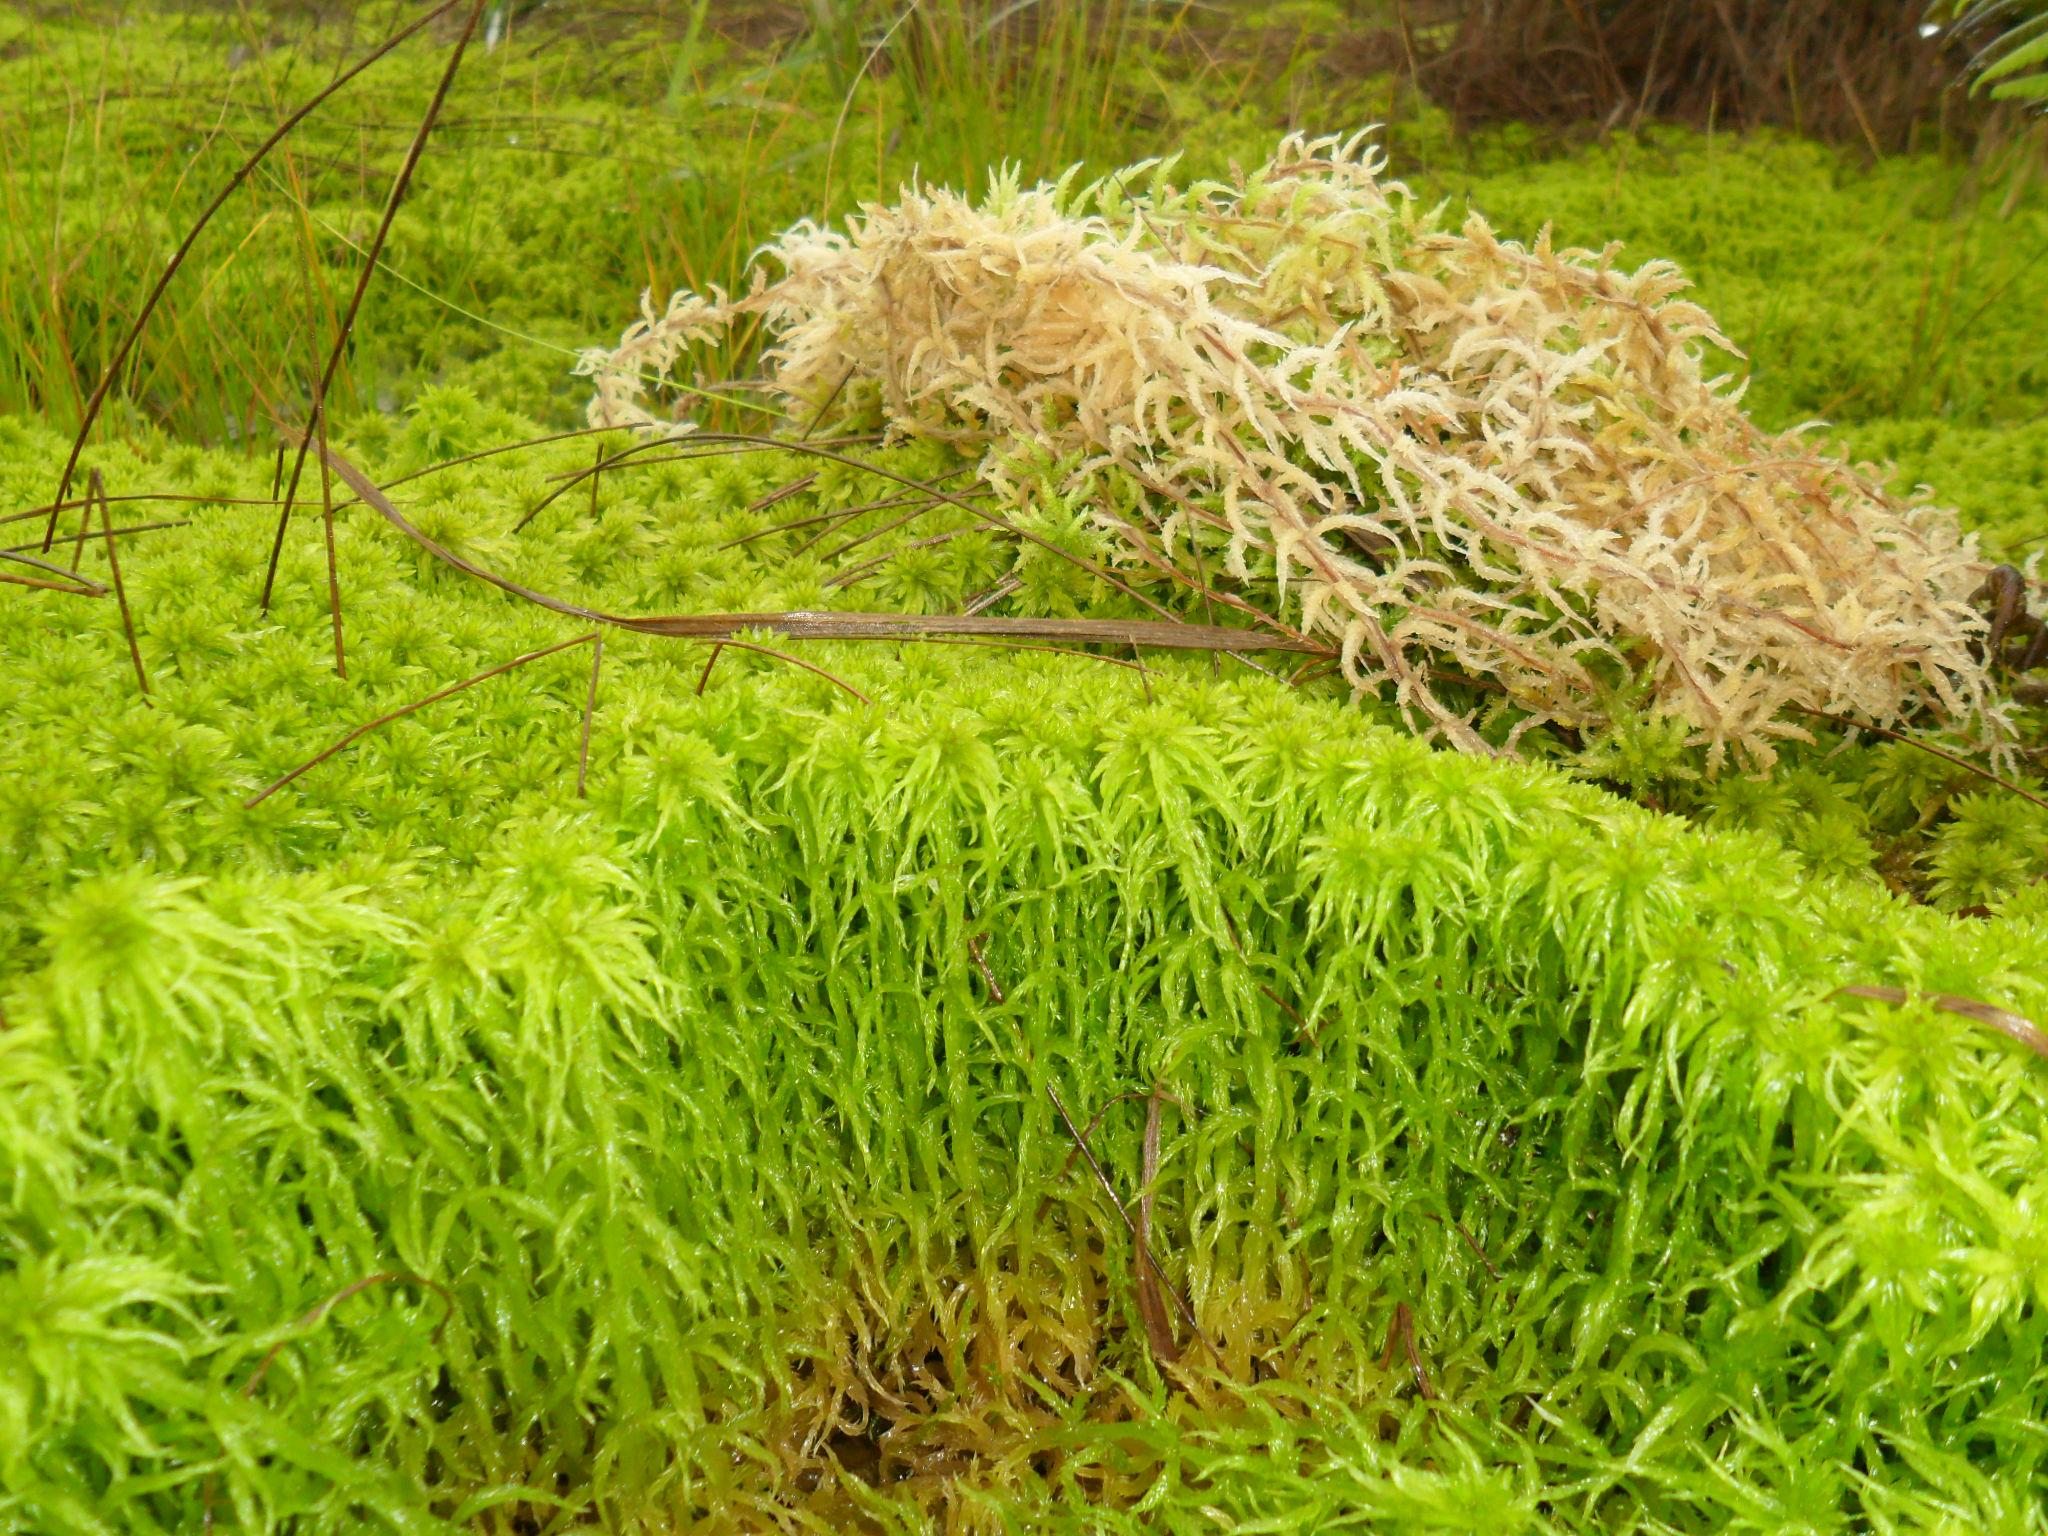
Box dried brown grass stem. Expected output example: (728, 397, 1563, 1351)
(44, 0, 464, 551)
(245, 631, 599, 808)
(1830, 984, 2048, 1063)
(319, 441, 1321, 656)
(258, 0, 490, 612)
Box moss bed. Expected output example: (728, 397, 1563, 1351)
(2, 405, 2047, 1532)
(5, 6, 2048, 1532)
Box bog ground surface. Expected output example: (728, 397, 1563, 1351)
(3, 4, 2048, 1532)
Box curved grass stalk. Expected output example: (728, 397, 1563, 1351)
(258, 0, 492, 614)
(43, 0, 465, 550)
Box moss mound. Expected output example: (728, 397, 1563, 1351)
(5, 8, 2048, 1527)
(5, 411, 2048, 1531)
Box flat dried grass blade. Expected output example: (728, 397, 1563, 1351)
(1831, 984, 2048, 1063)
(1135, 1090, 1182, 1365)
(320, 441, 1320, 654)
(1045, 1083, 1212, 1365)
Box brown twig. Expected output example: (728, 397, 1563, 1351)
(790, 495, 948, 561)
(968, 932, 1213, 1368)
(319, 426, 346, 678)
(1057, 1091, 1149, 1179)
(319, 439, 1322, 656)
(1135, 1088, 1183, 1364)
(1790, 705, 2048, 816)
(1419, 1211, 1504, 1283)
(823, 527, 973, 589)
(202, 1271, 453, 1536)
(741, 471, 819, 517)
(1379, 1302, 1437, 1400)
(1221, 912, 1318, 1043)
(961, 574, 1021, 617)
(5, 493, 280, 527)
(800, 366, 856, 440)
(670, 614, 1268, 652)
(815, 502, 948, 567)
(67, 480, 93, 576)
(514, 433, 882, 533)
(694, 643, 725, 697)
(12, 517, 193, 553)
(714, 490, 920, 552)
(1057, 1085, 1194, 1181)
(692, 637, 876, 704)
(966, 931, 1005, 1003)
(238, 1272, 454, 1398)
(534, 431, 1200, 629)
(1046, 1081, 1217, 1367)
(0, 565, 105, 595)
(1, 541, 108, 594)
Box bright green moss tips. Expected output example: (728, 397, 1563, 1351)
(3, 404, 2048, 1532)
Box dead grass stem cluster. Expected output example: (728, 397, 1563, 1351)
(582, 131, 2006, 765)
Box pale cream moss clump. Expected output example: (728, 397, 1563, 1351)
(581, 132, 2002, 765)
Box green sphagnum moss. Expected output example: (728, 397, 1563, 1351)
(2, 4, 2047, 1531)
